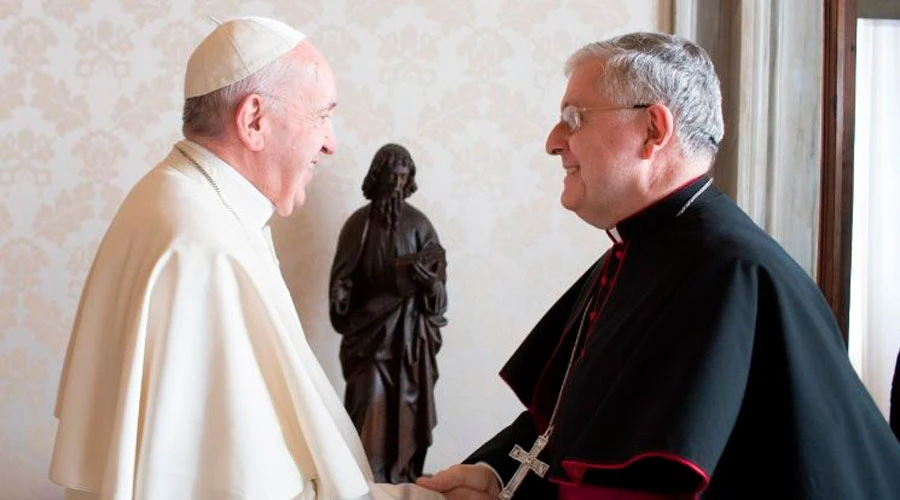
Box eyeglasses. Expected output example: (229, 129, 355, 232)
(559, 103, 650, 133)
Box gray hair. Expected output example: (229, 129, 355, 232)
(182, 54, 300, 138)
(565, 32, 724, 162)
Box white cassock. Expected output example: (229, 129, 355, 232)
(50, 140, 444, 500)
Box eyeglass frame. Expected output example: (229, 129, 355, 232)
(559, 103, 651, 134)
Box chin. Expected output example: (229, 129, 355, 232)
(560, 193, 579, 212)
(291, 191, 308, 212)
(275, 204, 294, 217)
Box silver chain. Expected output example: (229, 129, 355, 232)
(174, 145, 242, 224)
(675, 177, 713, 217)
(540, 299, 592, 440)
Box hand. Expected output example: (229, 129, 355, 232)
(416, 464, 501, 500)
(330, 279, 352, 314)
(412, 260, 441, 293)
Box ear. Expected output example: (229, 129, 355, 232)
(233, 94, 266, 152)
(640, 103, 675, 160)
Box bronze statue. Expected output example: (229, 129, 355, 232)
(329, 143, 448, 483)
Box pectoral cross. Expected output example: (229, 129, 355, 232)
(497, 282, 596, 499)
(498, 432, 550, 500)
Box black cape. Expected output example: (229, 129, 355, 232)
(468, 176, 900, 499)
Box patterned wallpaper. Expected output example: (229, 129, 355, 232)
(0, 1, 668, 497)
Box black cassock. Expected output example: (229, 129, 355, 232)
(468, 176, 900, 499)
(330, 202, 447, 483)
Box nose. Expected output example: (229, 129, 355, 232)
(321, 120, 337, 155)
(545, 121, 566, 156)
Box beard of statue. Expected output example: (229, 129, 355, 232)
(374, 190, 404, 231)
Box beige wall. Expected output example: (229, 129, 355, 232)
(0, 1, 667, 497)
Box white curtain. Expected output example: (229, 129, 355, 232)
(684, 0, 824, 276)
(849, 19, 900, 418)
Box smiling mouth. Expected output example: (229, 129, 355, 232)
(564, 165, 579, 175)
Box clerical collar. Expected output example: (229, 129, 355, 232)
(612, 175, 714, 243)
(176, 139, 276, 230)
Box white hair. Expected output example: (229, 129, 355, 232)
(566, 32, 724, 162)
(182, 54, 301, 138)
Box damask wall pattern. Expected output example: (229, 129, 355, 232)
(0, 1, 667, 497)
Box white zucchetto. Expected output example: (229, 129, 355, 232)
(184, 16, 306, 99)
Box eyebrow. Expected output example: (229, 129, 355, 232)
(317, 102, 337, 113)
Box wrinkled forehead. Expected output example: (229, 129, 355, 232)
(289, 43, 337, 105)
(561, 58, 609, 108)
(310, 58, 337, 95)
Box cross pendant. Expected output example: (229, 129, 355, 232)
(498, 432, 551, 499)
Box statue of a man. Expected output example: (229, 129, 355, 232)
(329, 143, 448, 483)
